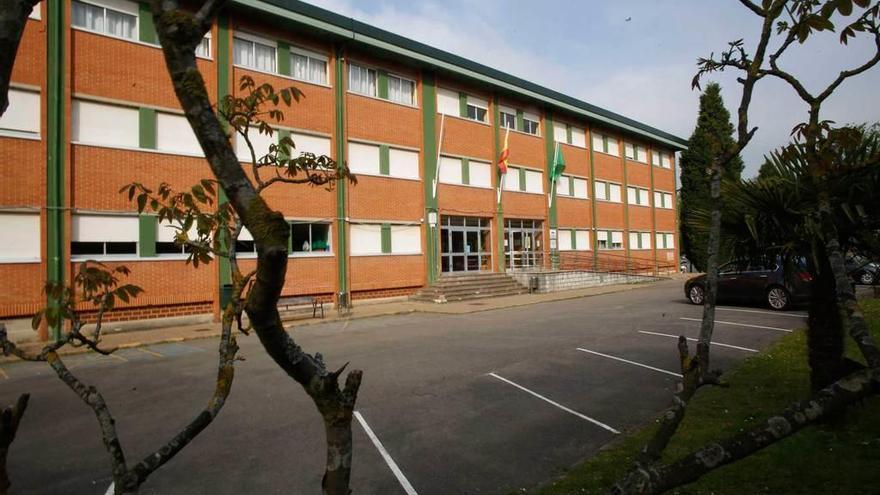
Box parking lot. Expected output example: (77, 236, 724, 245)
(0, 279, 808, 494)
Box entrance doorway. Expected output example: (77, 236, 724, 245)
(504, 219, 543, 269)
(440, 216, 492, 274)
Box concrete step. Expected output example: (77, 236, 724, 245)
(410, 273, 529, 303)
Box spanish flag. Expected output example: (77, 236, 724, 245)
(498, 127, 510, 175)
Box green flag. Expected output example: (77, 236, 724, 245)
(551, 143, 566, 180)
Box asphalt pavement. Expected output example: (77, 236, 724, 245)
(0, 279, 808, 494)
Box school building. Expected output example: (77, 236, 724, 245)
(0, 0, 687, 334)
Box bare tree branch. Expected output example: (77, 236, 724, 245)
(738, 0, 766, 17)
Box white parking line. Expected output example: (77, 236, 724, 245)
(575, 348, 682, 378)
(716, 307, 807, 318)
(638, 331, 759, 353)
(679, 317, 793, 333)
(488, 373, 620, 434)
(354, 411, 418, 495)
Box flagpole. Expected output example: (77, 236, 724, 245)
(497, 126, 510, 206)
(549, 141, 559, 208)
(433, 113, 445, 201)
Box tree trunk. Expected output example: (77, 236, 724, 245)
(0, 394, 29, 495)
(0, 0, 39, 116)
(806, 250, 846, 390)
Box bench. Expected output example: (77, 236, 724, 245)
(277, 296, 324, 319)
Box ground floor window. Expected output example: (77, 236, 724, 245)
(291, 222, 331, 254)
(440, 216, 492, 273)
(504, 219, 543, 269)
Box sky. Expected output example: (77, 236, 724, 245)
(307, 0, 880, 178)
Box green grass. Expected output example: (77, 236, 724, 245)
(529, 299, 880, 495)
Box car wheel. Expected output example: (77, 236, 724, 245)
(859, 271, 875, 285)
(688, 284, 705, 305)
(767, 286, 791, 311)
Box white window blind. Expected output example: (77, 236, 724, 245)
(72, 215, 138, 242)
(72, 99, 138, 148)
(504, 168, 521, 191)
(661, 154, 673, 168)
(350, 224, 382, 255)
(611, 231, 624, 248)
(636, 146, 648, 163)
(388, 75, 415, 105)
(156, 113, 202, 155)
(438, 156, 463, 185)
(72, 0, 137, 40)
(292, 133, 331, 157)
(437, 88, 459, 116)
(349, 64, 377, 97)
(469, 160, 491, 187)
(556, 176, 570, 196)
(235, 127, 276, 162)
(572, 178, 588, 199)
(0, 213, 40, 261)
(389, 148, 419, 179)
(391, 225, 421, 254)
(570, 127, 586, 147)
(524, 169, 543, 194)
(591, 133, 604, 151)
(553, 122, 567, 143)
(233, 35, 276, 73)
(594, 180, 607, 200)
(641, 232, 652, 249)
(575, 230, 590, 250)
(348, 142, 380, 175)
(558, 229, 572, 251)
(608, 183, 622, 202)
(291, 47, 328, 85)
(625, 142, 635, 160)
(0, 88, 40, 136)
(606, 137, 620, 156)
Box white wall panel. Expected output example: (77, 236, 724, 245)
(72, 215, 138, 242)
(350, 224, 382, 255)
(157, 113, 202, 155)
(0, 213, 40, 261)
(469, 160, 491, 188)
(391, 225, 421, 254)
(72, 100, 138, 148)
(389, 148, 419, 179)
(348, 142, 380, 175)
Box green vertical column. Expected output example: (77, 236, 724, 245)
(621, 138, 630, 269)
(138, 2, 158, 44)
(458, 92, 468, 118)
(377, 70, 389, 99)
(460, 157, 470, 185)
(216, 14, 232, 296)
(380, 224, 392, 253)
(421, 71, 439, 283)
(138, 107, 157, 149)
(334, 44, 350, 305)
(516, 110, 525, 133)
(277, 41, 290, 76)
(46, 0, 65, 341)
(587, 127, 599, 269)
(379, 145, 390, 175)
(493, 94, 505, 272)
(544, 112, 558, 270)
(138, 215, 157, 257)
(649, 146, 658, 273)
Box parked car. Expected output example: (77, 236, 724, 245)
(684, 258, 812, 310)
(845, 256, 879, 285)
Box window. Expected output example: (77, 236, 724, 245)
(235, 227, 257, 256)
(503, 167, 521, 191)
(522, 112, 540, 135)
(625, 142, 648, 163)
(524, 169, 543, 194)
(595, 181, 621, 202)
(291, 48, 328, 85)
(0, 213, 40, 262)
(29, 3, 40, 20)
(652, 150, 673, 169)
(466, 96, 488, 122)
(570, 127, 586, 147)
(629, 232, 652, 250)
(388, 74, 415, 105)
(291, 222, 331, 255)
(437, 88, 459, 116)
(656, 232, 675, 249)
(71, 215, 138, 258)
(500, 107, 517, 130)
(597, 230, 623, 250)
(348, 142, 380, 175)
(350, 224, 421, 255)
(558, 229, 590, 251)
(291, 133, 331, 157)
(349, 63, 377, 97)
(553, 122, 567, 143)
(555, 176, 571, 196)
(72, 0, 137, 41)
(592, 132, 619, 156)
(391, 225, 421, 254)
(389, 148, 419, 179)
(195, 34, 211, 58)
(155, 221, 196, 256)
(0, 88, 39, 138)
(157, 112, 202, 155)
(468, 160, 492, 188)
(350, 224, 382, 255)
(235, 126, 276, 162)
(627, 186, 650, 206)
(72, 99, 139, 148)
(572, 178, 588, 199)
(654, 191, 674, 209)
(438, 156, 463, 185)
(233, 35, 276, 73)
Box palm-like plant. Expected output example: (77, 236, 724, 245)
(688, 124, 880, 389)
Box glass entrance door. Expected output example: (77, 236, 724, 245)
(504, 219, 543, 269)
(440, 216, 492, 274)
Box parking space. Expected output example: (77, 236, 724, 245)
(1, 280, 809, 494)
